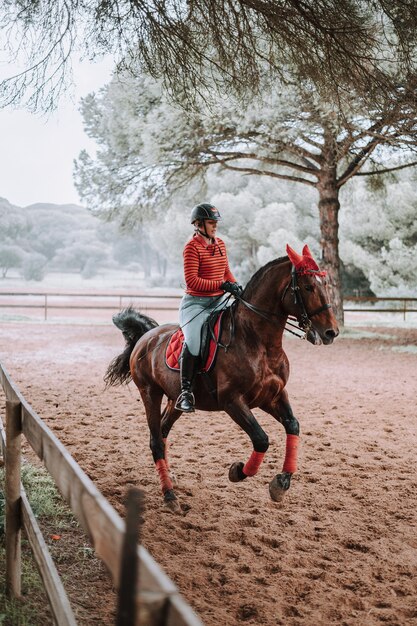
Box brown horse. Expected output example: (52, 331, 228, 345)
(105, 245, 339, 513)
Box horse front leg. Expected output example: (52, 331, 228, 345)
(262, 390, 300, 502)
(224, 399, 269, 483)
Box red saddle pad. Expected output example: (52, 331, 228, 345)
(165, 312, 224, 373)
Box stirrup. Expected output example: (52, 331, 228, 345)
(175, 390, 195, 412)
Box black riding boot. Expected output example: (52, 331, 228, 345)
(175, 345, 200, 412)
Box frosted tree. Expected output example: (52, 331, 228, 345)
(21, 252, 47, 281)
(0, 245, 22, 278)
(340, 171, 417, 295)
(144, 169, 318, 287)
(75, 72, 417, 321)
(1, 1, 416, 110)
(0, 200, 29, 241)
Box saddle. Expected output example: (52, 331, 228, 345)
(165, 310, 225, 373)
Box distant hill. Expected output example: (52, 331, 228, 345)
(24, 202, 87, 214)
(0, 198, 90, 219)
(0, 196, 19, 211)
(0, 197, 174, 283)
(0, 197, 140, 280)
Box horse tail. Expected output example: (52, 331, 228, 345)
(104, 307, 159, 387)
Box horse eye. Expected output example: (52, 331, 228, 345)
(305, 285, 314, 292)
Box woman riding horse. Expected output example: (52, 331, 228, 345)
(176, 203, 242, 413)
(106, 242, 339, 513)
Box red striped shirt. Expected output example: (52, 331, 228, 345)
(184, 234, 236, 296)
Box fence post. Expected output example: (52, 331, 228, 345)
(116, 487, 145, 626)
(403, 299, 407, 321)
(45, 294, 48, 321)
(5, 400, 22, 598)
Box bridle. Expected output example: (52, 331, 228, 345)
(281, 266, 332, 333)
(235, 264, 332, 339)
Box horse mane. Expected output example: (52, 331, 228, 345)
(242, 255, 289, 299)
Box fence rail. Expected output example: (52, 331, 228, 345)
(344, 296, 417, 321)
(0, 291, 416, 321)
(0, 362, 203, 625)
(0, 291, 182, 320)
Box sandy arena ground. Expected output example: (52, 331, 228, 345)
(0, 319, 416, 625)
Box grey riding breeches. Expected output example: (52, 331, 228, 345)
(179, 294, 228, 356)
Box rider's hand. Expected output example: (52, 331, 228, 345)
(221, 281, 243, 297)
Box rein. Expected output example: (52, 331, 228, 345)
(137, 263, 332, 362)
(237, 296, 305, 339)
(232, 265, 332, 341)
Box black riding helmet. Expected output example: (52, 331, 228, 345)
(190, 203, 221, 224)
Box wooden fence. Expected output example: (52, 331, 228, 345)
(0, 362, 203, 626)
(344, 296, 417, 321)
(0, 291, 182, 321)
(0, 291, 416, 321)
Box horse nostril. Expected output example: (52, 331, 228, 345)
(325, 328, 338, 339)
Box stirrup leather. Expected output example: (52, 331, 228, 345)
(175, 390, 195, 412)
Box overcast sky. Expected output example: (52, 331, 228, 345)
(0, 56, 114, 208)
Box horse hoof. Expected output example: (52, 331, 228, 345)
(269, 473, 292, 502)
(229, 462, 246, 483)
(163, 490, 183, 515)
(164, 499, 183, 515)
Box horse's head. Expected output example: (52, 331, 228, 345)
(284, 244, 339, 345)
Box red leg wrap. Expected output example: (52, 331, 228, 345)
(243, 451, 265, 477)
(155, 459, 173, 493)
(163, 438, 170, 470)
(282, 434, 299, 473)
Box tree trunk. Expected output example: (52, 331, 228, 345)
(317, 137, 344, 325)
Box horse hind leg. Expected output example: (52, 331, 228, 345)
(161, 399, 183, 486)
(142, 387, 182, 514)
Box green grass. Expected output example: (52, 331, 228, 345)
(0, 560, 46, 626)
(0, 459, 117, 625)
(20, 463, 70, 520)
(0, 462, 74, 625)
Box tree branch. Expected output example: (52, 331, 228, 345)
(299, 133, 324, 151)
(218, 161, 317, 186)
(355, 160, 417, 176)
(337, 137, 380, 187)
(207, 150, 320, 175)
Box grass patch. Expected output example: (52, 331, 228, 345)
(0, 314, 33, 323)
(391, 344, 417, 354)
(20, 462, 70, 521)
(0, 464, 55, 625)
(0, 461, 116, 625)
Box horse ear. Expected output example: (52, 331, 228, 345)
(286, 244, 303, 267)
(302, 244, 314, 259)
